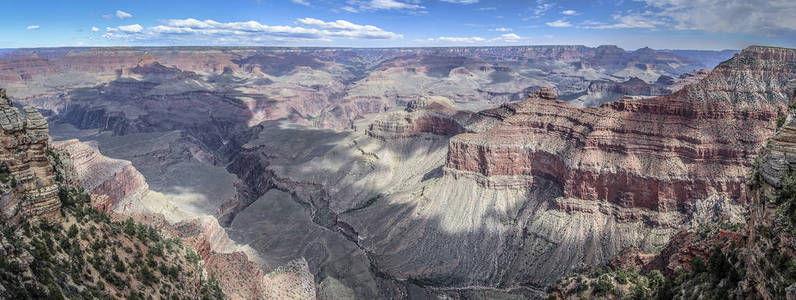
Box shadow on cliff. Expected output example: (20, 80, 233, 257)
(218, 119, 609, 299)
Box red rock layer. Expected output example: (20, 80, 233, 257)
(53, 139, 149, 210)
(446, 46, 795, 212)
(367, 112, 467, 140)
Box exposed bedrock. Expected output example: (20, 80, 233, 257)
(446, 47, 795, 214)
(52, 139, 149, 211)
(0, 91, 61, 222)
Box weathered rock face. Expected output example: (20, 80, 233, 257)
(446, 46, 794, 214)
(366, 96, 469, 140)
(52, 139, 149, 211)
(0, 90, 60, 222)
(549, 76, 796, 300)
(572, 77, 673, 106)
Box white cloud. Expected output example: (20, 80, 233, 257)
(545, 19, 572, 27)
(115, 10, 132, 20)
(26, 25, 40, 30)
(561, 10, 578, 15)
(440, 0, 479, 4)
(500, 33, 521, 40)
(428, 36, 486, 43)
(91, 26, 100, 32)
(341, 6, 359, 12)
(582, 14, 663, 29)
(490, 27, 512, 32)
(292, 0, 310, 6)
(533, 0, 554, 17)
(102, 18, 402, 43)
(424, 33, 526, 45)
(640, 0, 796, 35)
(295, 18, 402, 38)
(106, 24, 143, 33)
(357, 0, 423, 10)
(477, 7, 496, 11)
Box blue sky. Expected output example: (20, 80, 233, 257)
(1, 0, 794, 50)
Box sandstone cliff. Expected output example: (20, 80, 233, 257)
(0, 89, 60, 223)
(548, 76, 796, 300)
(52, 139, 149, 212)
(446, 46, 794, 215)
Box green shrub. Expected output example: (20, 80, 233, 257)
(777, 115, 787, 128)
(67, 224, 78, 239)
(690, 257, 707, 274)
(123, 218, 136, 236)
(593, 274, 614, 296)
(631, 283, 648, 300)
(615, 268, 629, 284)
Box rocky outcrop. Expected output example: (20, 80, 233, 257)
(52, 139, 149, 211)
(0, 89, 60, 222)
(446, 47, 794, 214)
(366, 96, 469, 140)
(572, 77, 673, 106)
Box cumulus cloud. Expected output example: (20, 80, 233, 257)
(582, 14, 663, 29)
(295, 18, 402, 38)
(292, 0, 310, 6)
(545, 19, 572, 27)
(490, 27, 512, 32)
(116, 10, 133, 20)
(561, 10, 578, 15)
(26, 25, 40, 30)
(106, 24, 143, 33)
(101, 18, 402, 44)
(639, 0, 796, 35)
(91, 26, 100, 32)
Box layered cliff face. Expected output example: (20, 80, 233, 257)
(570, 71, 711, 107)
(446, 46, 793, 214)
(365, 96, 470, 140)
(549, 77, 796, 300)
(0, 89, 60, 223)
(52, 139, 149, 211)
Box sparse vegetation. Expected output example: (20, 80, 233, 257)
(0, 178, 227, 299)
(777, 114, 787, 128)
